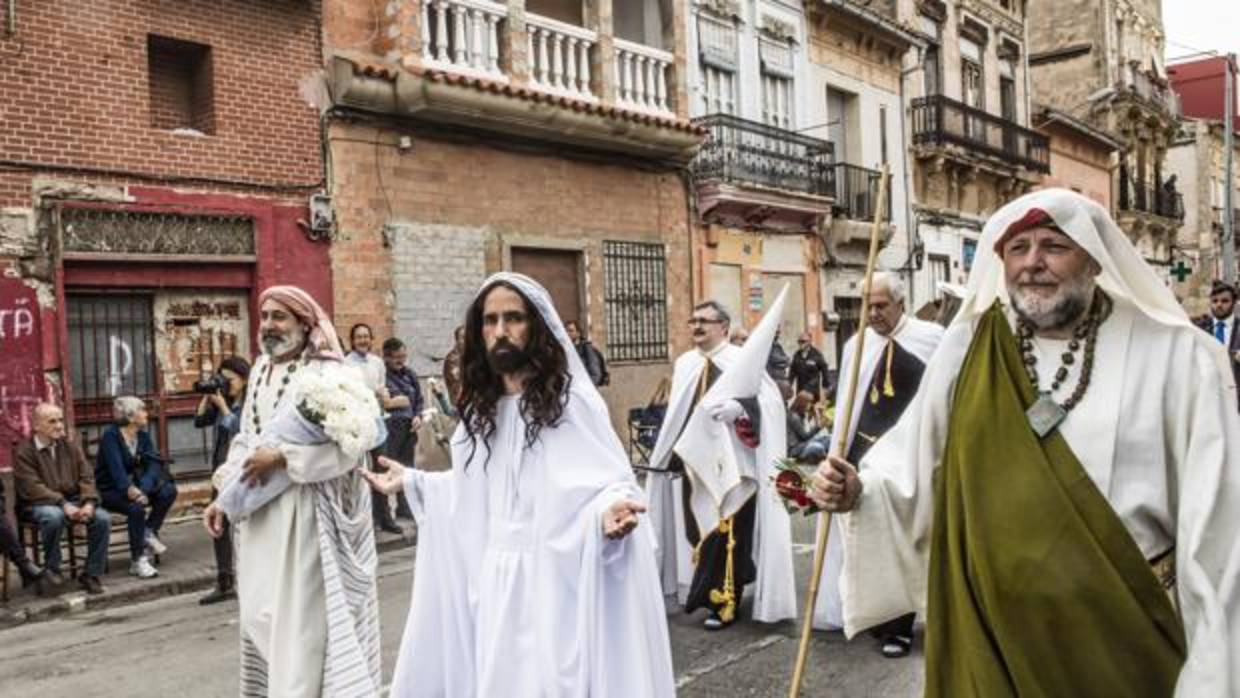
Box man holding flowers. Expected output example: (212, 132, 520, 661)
(203, 285, 382, 698)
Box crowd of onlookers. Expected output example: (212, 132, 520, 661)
(0, 317, 619, 603)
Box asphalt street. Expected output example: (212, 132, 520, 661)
(0, 516, 922, 697)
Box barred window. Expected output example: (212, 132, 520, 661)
(603, 241, 668, 362)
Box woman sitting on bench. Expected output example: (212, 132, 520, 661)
(95, 396, 178, 580)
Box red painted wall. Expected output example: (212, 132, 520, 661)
(1168, 56, 1240, 131)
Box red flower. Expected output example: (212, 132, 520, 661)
(734, 417, 759, 448)
(774, 469, 805, 501)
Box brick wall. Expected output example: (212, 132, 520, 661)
(0, 0, 323, 208)
(328, 122, 695, 455)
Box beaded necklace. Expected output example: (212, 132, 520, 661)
(252, 354, 305, 436)
(1018, 289, 1111, 438)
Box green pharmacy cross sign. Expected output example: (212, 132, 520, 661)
(1170, 259, 1192, 283)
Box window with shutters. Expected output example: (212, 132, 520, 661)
(698, 14, 739, 115)
(759, 37, 794, 129)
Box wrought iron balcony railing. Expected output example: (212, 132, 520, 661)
(833, 163, 890, 222)
(690, 114, 836, 198)
(1119, 176, 1185, 221)
(911, 94, 1050, 173)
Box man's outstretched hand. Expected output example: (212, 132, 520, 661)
(360, 456, 407, 496)
(602, 499, 646, 540)
(808, 455, 863, 512)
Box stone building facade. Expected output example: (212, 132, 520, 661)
(1028, 0, 1183, 277)
(1032, 105, 1124, 211)
(0, 0, 327, 483)
(683, 0, 831, 362)
(803, 0, 920, 363)
(1166, 119, 1240, 315)
(322, 0, 701, 452)
(902, 0, 1048, 309)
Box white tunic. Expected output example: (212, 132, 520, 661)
(839, 300, 1240, 696)
(644, 343, 797, 624)
(813, 315, 943, 631)
(390, 388, 675, 697)
(215, 356, 357, 697)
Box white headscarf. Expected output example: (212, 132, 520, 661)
(958, 187, 1229, 377)
(958, 188, 1191, 329)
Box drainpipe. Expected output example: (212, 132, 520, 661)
(1225, 54, 1236, 283)
(899, 47, 924, 308)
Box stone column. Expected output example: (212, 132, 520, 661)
(507, 0, 531, 84)
(585, 0, 617, 103)
(666, 0, 690, 119)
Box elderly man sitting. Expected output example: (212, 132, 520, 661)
(14, 403, 112, 595)
(95, 396, 178, 579)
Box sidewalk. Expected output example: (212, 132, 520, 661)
(0, 513, 416, 630)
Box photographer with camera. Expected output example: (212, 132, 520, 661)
(192, 355, 250, 604)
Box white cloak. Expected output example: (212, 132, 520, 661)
(388, 271, 674, 698)
(645, 343, 797, 624)
(213, 355, 376, 697)
(839, 189, 1240, 696)
(813, 315, 943, 630)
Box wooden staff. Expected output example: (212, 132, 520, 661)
(788, 164, 891, 697)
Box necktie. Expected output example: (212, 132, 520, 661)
(1216, 320, 1227, 345)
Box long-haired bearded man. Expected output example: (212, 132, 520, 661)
(365, 272, 675, 697)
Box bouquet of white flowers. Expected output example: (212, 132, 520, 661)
(217, 362, 386, 520)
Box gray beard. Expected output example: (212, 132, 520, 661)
(262, 327, 306, 358)
(1011, 277, 1095, 331)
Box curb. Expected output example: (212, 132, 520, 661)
(0, 532, 415, 631)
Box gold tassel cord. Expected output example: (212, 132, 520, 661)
(707, 517, 737, 623)
(883, 339, 896, 398)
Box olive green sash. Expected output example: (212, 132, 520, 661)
(924, 304, 1185, 697)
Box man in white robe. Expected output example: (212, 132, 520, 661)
(646, 298, 796, 629)
(812, 272, 942, 656)
(204, 285, 381, 697)
(364, 272, 675, 697)
(810, 189, 1240, 696)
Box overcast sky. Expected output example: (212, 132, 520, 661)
(1163, 1, 1240, 64)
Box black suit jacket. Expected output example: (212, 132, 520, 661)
(1196, 315, 1240, 409)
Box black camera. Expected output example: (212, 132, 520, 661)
(193, 374, 230, 394)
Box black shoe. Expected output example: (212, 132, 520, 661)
(78, 574, 104, 595)
(378, 521, 403, 535)
(199, 587, 237, 605)
(45, 569, 65, 587)
(17, 559, 44, 585)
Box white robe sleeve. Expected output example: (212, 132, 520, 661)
(1168, 343, 1240, 697)
(838, 323, 971, 637)
(279, 441, 354, 484)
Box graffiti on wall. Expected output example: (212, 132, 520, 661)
(154, 292, 251, 394)
(0, 277, 49, 470)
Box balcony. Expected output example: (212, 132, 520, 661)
(911, 95, 1050, 173)
(326, 0, 700, 163)
(1120, 64, 1181, 119)
(1119, 176, 1184, 221)
(417, 0, 674, 117)
(833, 163, 890, 222)
(690, 113, 837, 233)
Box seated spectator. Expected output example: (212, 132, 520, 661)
(95, 396, 178, 580)
(787, 391, 830, 461)
(13, 403, 111, 595)
(0, 473, 46, 595)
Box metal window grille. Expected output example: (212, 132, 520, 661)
(603, 241, 668, 362)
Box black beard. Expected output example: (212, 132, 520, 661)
(487, 339, 530, 374)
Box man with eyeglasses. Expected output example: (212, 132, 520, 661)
(645, 301, 795, 631)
